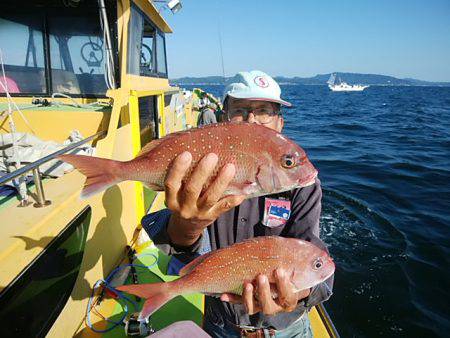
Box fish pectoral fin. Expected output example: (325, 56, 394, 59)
(230, 284, 244, 296)
(143, 182, 164, 191)
(256, 164, 277, 193)
(139, 294, 171, 321)
(179, 252, 213, 277)
(203, 293, 223, 298)
(226, 181, 260, 196)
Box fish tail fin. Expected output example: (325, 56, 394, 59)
(116, 282, 178, 320)
(58, 154, 125, 198)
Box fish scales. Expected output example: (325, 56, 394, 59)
(59, 122, 318, 199)
(130, 124, 262, 186)
(172, 237, 316, 293)
(126, 123, 314, 195)
(117, 236, 335, 320)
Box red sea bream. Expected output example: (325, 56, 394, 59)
(116, 236, 335, 320)
(59, 122, 318, 198)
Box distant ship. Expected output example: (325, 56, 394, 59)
(327, 73, 369, 92)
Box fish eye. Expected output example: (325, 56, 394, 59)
(281, 155, 296, 168)
(313, 258, 323, 270)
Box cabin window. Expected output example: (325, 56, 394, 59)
(156, 31, 167, 74)
(0, 14, 46, 94)
(127, 3, 168, 78)
(49, 16, 107, 96)
(0, 3, 117, 98)
(141, 20, 156, 75)
(138, 95, 159, 145)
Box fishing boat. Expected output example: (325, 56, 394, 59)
(327, 73, 368, 92)
(0, 1, 338, 337)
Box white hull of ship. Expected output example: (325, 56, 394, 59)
(328, 84, 369, 92)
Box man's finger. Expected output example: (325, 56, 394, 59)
(257, 274, 279, 315)
(211, 194, 246, 216)
(220, 293, 243, 304)
(243, 282, 259, 315)
(274, 268, 297, 311)
(181, 153, 218, 204)
(199, 163, 236, 209)
(164, 151, 192, 209)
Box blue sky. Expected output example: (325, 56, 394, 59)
(161, 0, 450, 81)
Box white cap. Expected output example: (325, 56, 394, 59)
(222, 70, 291, 107)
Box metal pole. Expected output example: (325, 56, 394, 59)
(32, 168, 51, 208)
(0, 130, 105, 186)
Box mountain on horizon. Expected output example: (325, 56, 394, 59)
(170, 72, 450, 86)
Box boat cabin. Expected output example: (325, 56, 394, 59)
(0, 1, 199, 336)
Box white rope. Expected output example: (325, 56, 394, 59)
(98, 0, 116, 90)
(51, 92, 83, 108)
(51, 92, 110, 109)
(0, 50, 29, 202)
(0, 53, 36, 135)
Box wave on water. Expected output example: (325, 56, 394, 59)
(320, 188, 412, 336)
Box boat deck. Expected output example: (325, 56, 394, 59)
(75, 246, 204, 337)
(0, 103, 111, 112)
(0, 171, 86, 290)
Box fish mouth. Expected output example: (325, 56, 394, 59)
(324, 261, 336, 280)
(320, 256, 336, 281)
(298, 171, 318, 187)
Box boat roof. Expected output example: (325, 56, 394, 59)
(138, 0, 173, 34)
(1, 0, 173, 34)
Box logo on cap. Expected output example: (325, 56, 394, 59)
(254, 76, 269, 88)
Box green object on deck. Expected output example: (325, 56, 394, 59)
(101, 247, 204, 337)
(143, 187, 157, 213)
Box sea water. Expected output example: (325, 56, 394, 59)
(184, 84, 450, 337)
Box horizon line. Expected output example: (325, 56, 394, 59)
(169, 72, 450, 83)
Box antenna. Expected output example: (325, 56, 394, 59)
(218, 23, 226, 84)
(217, 2, 226, 84)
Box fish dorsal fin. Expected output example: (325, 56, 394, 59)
(136, 128, 193, 157)
(179, 252, 213, 277)
(137, 138, 165, 157)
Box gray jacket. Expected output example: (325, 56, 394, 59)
(198, 108, 217, 126)
(145, 179, 333, 330)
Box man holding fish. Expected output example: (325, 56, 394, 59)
(60, 71, 334, 337)
(143, 71, 334, 337)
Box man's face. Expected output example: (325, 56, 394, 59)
(224, 97, 284, 132)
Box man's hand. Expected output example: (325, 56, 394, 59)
(220, 268, 311, 315)
(165, 151, 246, 246)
